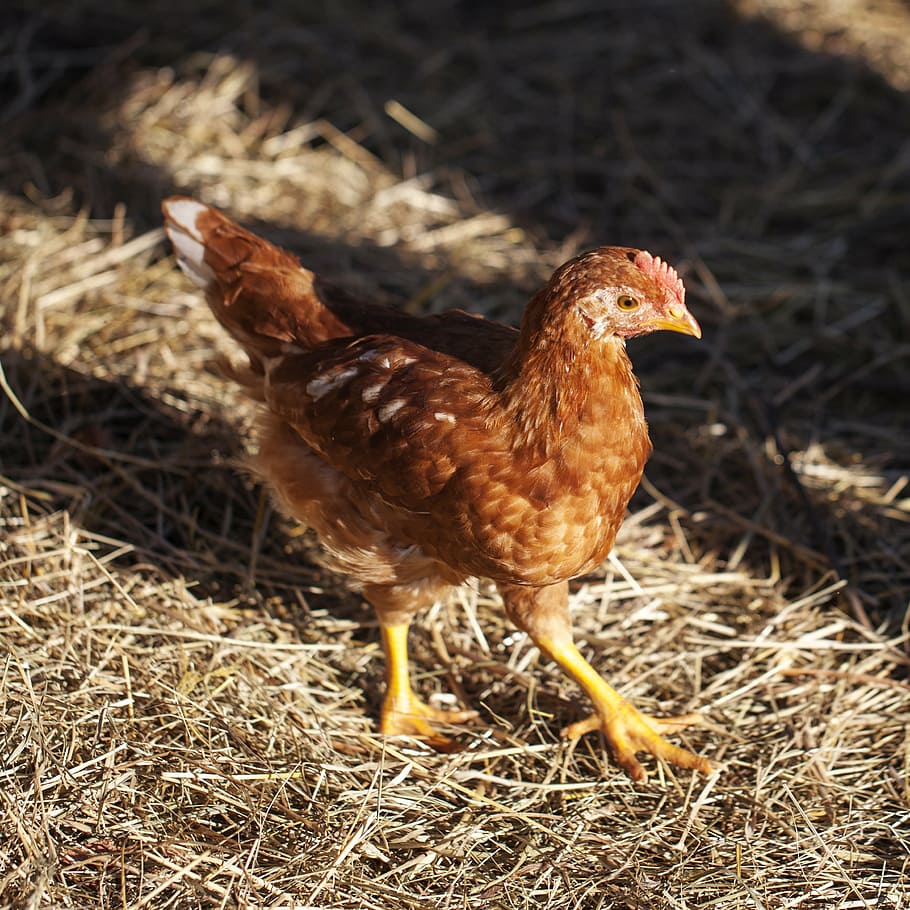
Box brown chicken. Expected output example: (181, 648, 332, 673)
(162, 196, 710, 780)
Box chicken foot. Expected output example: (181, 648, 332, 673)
(378, 621, 478, 752)
(499, 581, 712, 781)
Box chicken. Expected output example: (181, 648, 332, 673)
(162, 196, 710, 781)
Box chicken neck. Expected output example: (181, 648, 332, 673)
(495, 297, 647, 462)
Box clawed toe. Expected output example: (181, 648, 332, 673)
(563, 704, 711, 781)
(380, 694, 478, 753)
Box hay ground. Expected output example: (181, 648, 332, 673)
(1, 1, 909, 907)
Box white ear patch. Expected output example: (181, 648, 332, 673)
(575, 295, 611, 339)
(163, 200, 215, 288)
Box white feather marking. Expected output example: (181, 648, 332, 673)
(169, 232, 215, 288)
(361, 382, 385, 404)
(305, 366, 359, 400)
(433, 412, 456, 424)
(357, 349, 391, 368)
(163, 200, 215, 288)
(164, 199, 208, 239)
(358, 349, 416, 369)
(377, 399, 407, 422)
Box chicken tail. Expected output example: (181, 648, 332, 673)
(162, 197, 349, 363)
(162, 198, 225, 290)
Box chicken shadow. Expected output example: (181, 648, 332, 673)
(0, 344, 357, 622)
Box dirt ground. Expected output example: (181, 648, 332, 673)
(1, 1, 909, 907)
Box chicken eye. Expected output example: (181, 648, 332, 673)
(617, 295, 640, 310)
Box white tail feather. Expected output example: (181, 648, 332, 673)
(163, 199, 215, 288)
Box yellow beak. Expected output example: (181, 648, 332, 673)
(649, 305, 702, 339)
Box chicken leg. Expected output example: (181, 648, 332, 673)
(377, 621, 478, 752)
(498, 582, 711, 781)
(368, 581, 478, 751)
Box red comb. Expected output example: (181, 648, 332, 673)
(633, 250, 685, 304)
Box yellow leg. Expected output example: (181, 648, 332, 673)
(537, 634, 712, 781)
(378, 622, 477, 752)
(497, 579, 710, 781)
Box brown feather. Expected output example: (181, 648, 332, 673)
(162, 197, 708, 779)
(161, 195, 691, 588)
